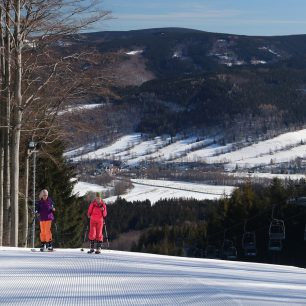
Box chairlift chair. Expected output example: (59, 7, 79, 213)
(242, 232, 256, 248)
(242, 232, 257, 256)
(268, 239, 282, 251)
(226, 246, 238, 260)
(222, 239, 237, 260)
(269, 219, 285, 240)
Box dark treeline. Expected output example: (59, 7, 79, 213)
(103, 178, 306, 268)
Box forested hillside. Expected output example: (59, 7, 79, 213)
(62, 28, 306, 145)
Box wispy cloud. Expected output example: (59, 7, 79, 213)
(242, 19, 306, 25)
(112, 11, 306, 30)
(109, 0, 209, 10)
(114, 10, 242, 22)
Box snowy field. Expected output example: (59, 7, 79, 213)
(106, 179, 236, 203)
(74, 175, 306, 204)
(73, 179, 236, 204)
(73, 181, 111, 197)
(0, 247, 306, 305)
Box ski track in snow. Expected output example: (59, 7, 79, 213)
(0, 248, 306, 305)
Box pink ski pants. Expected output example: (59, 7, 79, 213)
(88, 219, 104, 241)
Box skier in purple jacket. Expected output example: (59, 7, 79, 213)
(35, 189, 56, 251)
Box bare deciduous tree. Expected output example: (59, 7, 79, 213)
(0, 0, 112, 246)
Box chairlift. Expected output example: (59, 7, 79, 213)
(268, 239, 282, 251)
(242, 232, 257, 256)
(269, 219, 285, 240)
(242, 232, 256, 248)
(222, 239, 237, 260)
(226, 246, 238, 260)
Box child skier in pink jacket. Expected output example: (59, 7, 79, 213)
(87, 192, 107, 253)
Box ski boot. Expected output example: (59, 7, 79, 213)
(40, 242, 46, 252)
(87, 240, 95, 254)
(47, 241, 53, 251)
(95, 241, 102, 254)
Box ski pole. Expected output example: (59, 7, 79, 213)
(25, 213, 37, 247)
(104, 221, 109, 249)
(52, 210, 59, 246)
(83, 224, 89, 243)
(54, 221, 59, 244)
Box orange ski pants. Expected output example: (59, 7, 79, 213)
(39, 220, 53, 242)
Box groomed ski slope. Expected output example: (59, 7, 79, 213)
(1, 247, 306, 305)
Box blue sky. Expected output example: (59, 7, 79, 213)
(95, 0, 306, 36)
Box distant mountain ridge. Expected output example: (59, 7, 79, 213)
(64, 28, 306, 141)
(80, 27, 306, 74)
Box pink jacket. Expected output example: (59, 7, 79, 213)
(88, 199, 107, 221)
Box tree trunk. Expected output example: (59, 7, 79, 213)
(2, 0, 11, 246)
(22, 152, 29, 247)
(0, 134, 3, 246)
(3, 130, 10, 246)
(0, 5, 4, 246)
(10, 116, 21, 246)
(10, 0, 22, 246)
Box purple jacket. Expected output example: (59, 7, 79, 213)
(35, 198, 55, 221)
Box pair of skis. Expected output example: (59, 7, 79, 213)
(31, 248, 55, 252)
(80, 248, 102, 254)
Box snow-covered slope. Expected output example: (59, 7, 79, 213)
(66, 128, 306, 204)
(66, 128, 306, 171)
(1, 247, 306, 305)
